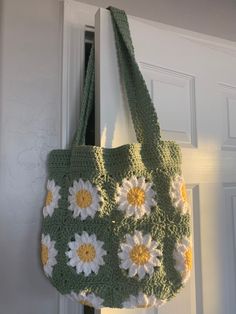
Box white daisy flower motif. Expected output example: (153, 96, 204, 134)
(170, 175, 189, 214)
(41, 234, 58, 277)
(66, 231, 107, 276)
(118, 230, 162, 280)
(122, 292, 166, 308)
(116, 176, 156, 219)
(68, 179, 102, 220)
(173, 237, 192, 284)
(67, 291, 104, 309)
(43, 180, 61, 218)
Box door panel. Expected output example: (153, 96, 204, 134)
(95, 7, 236, 314)
(95, 8, 198, 314)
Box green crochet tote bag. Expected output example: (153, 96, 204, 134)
(40, 6, 192, 309)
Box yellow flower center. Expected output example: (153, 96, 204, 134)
(80, 300, 93, 307)
(46, 191, 53, 206)
(76, 190, 92, 208)
(77, 244, 96, 262)
(41, 244, 49, 266)
(184, 247, 192, 271)
(130, 244, 150, 265)
(181, 184, 188, 203)
(127, 187, 145, 206)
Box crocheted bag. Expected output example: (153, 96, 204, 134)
(40, 6, 192, 309)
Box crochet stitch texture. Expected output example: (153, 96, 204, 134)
(41, 6, 191, 308)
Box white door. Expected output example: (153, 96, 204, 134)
(63, 1, 236, 314)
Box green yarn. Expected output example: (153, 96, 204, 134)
(41, 6, 191, 309)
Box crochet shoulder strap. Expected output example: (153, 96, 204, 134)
(73, 7, 161, 147)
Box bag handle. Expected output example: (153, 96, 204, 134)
(73, 7, 161, 147)
(73, 46, 95, 146)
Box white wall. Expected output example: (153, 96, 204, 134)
(79, 0, 236, 42)
(0, 0, 62, 313)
